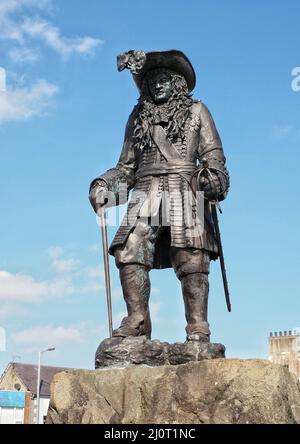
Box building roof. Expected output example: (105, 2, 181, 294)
(3, 363, 71, 398)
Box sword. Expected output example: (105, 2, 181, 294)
(99, 207, 114, 337)
(198, 159, 232, 313)
(210, 202, 231, 313)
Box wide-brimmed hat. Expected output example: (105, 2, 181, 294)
(117, 50, 196, 92)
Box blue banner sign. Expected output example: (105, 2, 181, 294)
(0, 391, 26, 408)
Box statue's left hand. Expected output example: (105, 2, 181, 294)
(198, 175, 220, 201)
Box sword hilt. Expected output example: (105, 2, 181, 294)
(198, 158, 222, 213)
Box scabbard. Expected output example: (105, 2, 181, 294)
(210, 203, 231, 313)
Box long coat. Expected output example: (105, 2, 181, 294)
(92, 100, 229, 269)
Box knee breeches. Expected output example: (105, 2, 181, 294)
(114, 220, 210, 279)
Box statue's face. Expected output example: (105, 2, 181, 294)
(148, 70, 173, 104)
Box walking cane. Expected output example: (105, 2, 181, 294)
(99, 207, 113, 338)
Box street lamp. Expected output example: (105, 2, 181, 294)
(36, 347, 55, 425)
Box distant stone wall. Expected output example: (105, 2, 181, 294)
(269, 331, 300, 380)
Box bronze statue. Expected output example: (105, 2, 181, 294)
(89, 50, 230, 343)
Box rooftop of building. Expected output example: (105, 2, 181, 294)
(0, 362, 73, 398)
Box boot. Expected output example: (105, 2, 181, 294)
(181, 272, 211, 342)
(113, 264, 152, 339)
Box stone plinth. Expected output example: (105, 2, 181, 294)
(95, 336, 225, 368)
(47, 359, 300, 424)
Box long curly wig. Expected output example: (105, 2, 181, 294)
(131, 68, 193, 151)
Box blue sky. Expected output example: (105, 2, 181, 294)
(0, 0, 300, 373)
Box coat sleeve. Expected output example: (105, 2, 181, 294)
(89, 113, 138, 206)
(197, 102, 230, 201)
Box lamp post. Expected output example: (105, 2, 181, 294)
(36, 347, 55, 425)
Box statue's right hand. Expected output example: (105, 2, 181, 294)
(89, 182, 109, 214)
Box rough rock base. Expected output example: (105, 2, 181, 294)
(47, 359, 300, 424)
(95, 336, 225, 368)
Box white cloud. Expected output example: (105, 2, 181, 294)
(0, 73, 58, 122)
(149, 302, 161, 322)
(20, 17, 103, 58)
(0, 264, 102, 319)
(85, 265, 102, 280)
(89, 243, 100, 253)
(0, 0, 50, 17)
(0, 67, 6, 91)
(47, 247, 105, 292)
(75, 266, 104, 295)
(77, 281, 102, 295)
(0, 245, 108, 328)
(11, 325, 83, 352)
(0, 0, 103, 58)
(0, 302, 30, 321)
(0, 327, 6, 352)
(0, 0, 51, 42)
(48, 246, 80, 274)
(271, 124, 300, 142)
(0, 2, 103, 123)
(0, 270, 74, 303)
(48, 246, 63, 257)
(9, 46, 40, 63)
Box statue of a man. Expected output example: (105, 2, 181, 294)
(89, 50, 229, 343)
